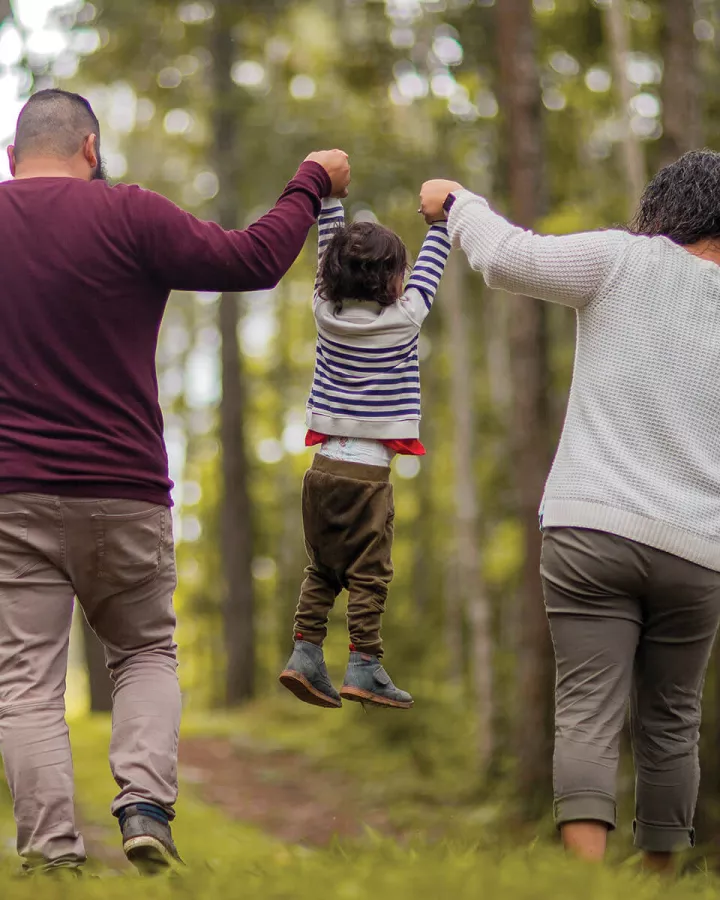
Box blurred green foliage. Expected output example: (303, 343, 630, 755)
(3, 0, 720, 875)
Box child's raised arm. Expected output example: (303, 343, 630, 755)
(313, 197, 345, 301)
(402, 221, 452, 324)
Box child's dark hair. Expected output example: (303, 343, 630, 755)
(318, 222, 409, 313)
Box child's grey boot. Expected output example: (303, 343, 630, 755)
(279, 639, 342, 708)
(340, 651, 413, 709)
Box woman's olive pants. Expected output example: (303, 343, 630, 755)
(541, 527, 720, 852)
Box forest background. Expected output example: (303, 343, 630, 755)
(0, 0, 717, 891)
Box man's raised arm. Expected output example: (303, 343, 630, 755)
(134, 150, 350, 294)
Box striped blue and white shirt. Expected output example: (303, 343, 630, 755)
(307, 199, 451, 440)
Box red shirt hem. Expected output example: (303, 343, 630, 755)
(305, 430, 425, 456)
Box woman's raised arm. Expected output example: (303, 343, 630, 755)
(421, 181, 631, 310)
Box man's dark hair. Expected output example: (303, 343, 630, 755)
(318, 222, 409, 314)
(629, 150, 720, 245)
(14, 88, 101, 164)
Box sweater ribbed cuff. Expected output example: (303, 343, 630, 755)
(306, 411, 420, 441)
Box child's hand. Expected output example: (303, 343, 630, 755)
(419, 179, 463, 223)
(305, 150, 351, 199)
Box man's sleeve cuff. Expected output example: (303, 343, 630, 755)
(295, 160, 332, 199)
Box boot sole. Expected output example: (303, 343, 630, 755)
(339, 686, 413, 709)
(279, 670, 342, 708)
(123, 836, 182, 875)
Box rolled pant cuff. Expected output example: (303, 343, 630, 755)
(633, 819, 695, 852)
(554, 791, 616, 830)
(350, 640, 383, 658)
(293, 630, 324, 646)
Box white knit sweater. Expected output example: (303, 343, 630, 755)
(448, 188, 720, 571)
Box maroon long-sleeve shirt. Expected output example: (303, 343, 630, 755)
(0, 160, 330, 505)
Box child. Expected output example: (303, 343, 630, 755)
(279, 195, 451, 709)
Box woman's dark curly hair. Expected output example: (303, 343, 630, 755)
(318, 222, 408, 314)
(629, 150, 720, 245)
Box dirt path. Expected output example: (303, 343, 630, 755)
(179, 736, 394, 845)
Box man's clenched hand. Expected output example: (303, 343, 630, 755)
(305, 150, 351, 198)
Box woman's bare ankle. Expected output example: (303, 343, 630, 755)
(560, 821, 608, 862)
(642, 851, 676, 876)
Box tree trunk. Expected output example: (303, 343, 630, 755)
(496, 0, 554, 818)
(660, 0, 700, 167)
(273, 289, 306, 669)
(0, 1, 11, 24)
(410, 453, 435, 618)
(484, 292, 512, 414)
(443, 555, 464, 686)
(82, 613, 113, 712)
(210, 2, 255, 705)
(604, 0, 645, 214)
(442, 254, 494, 772)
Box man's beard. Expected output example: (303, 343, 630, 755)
(92, 149, 108, 182)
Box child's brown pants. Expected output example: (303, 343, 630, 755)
(294, 453, 394, 658)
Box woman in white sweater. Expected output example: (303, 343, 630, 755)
(421, 152, 720, 871)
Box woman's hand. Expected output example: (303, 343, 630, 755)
(419, 179, 463, 224)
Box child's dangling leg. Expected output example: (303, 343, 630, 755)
(280, 569, 342, 707)
(339, 484, 413, 710)
(279, 469, 343, 708)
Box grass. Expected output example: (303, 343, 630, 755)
(0, 715, 717, 898)
(0, 830, 718, 899)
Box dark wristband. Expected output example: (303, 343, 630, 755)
(443, 192, 457, 213)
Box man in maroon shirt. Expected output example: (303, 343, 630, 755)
(0, 88, 350, 875)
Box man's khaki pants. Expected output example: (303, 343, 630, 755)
(0, 493, 180, 870)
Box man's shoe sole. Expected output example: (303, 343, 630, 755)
(123, 836, 182, 875)
(279, 670, 342, 708)
(339, 686, 413, 709)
